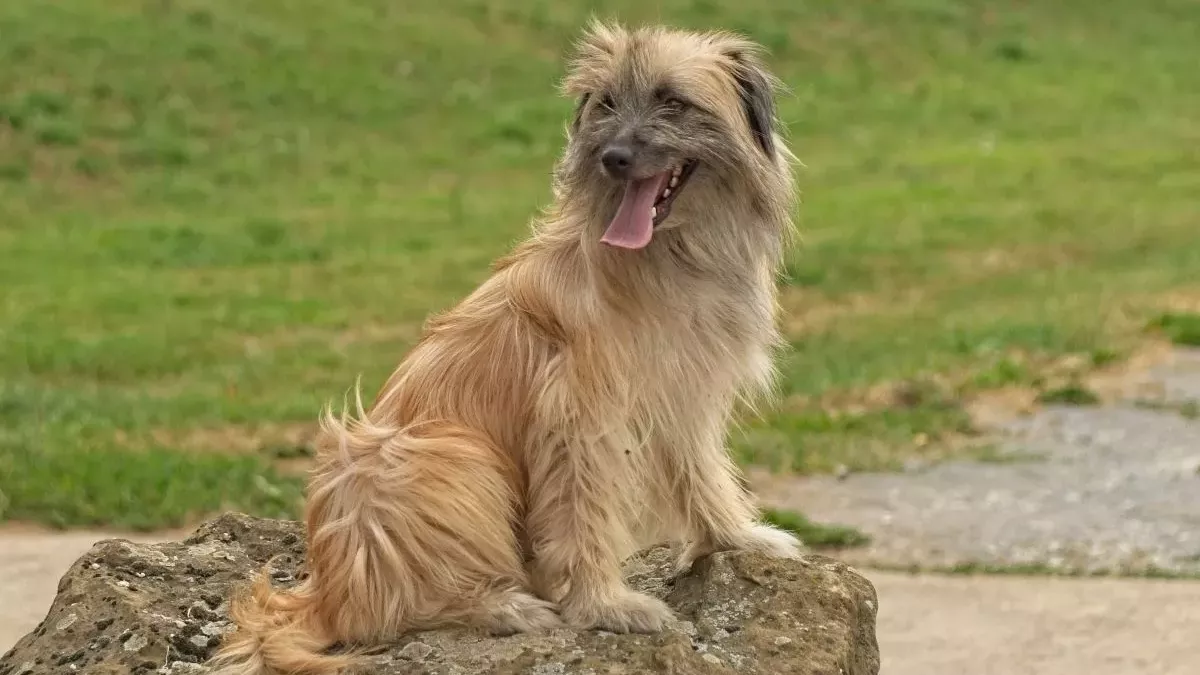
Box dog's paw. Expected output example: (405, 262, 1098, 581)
(561, 590, 675, 633)
(672, 539, 715, 577)
(734, 523, 803, 559)
(674, 523, 802, 576)
(480, 590, 564, 635)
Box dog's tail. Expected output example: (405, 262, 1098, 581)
(206, 572, 357, 675)
(206, 389, 433, 675)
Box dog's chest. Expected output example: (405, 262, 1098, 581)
(632, 297, 772, 403)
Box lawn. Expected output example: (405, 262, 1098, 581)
(1, 0, 1197, 529)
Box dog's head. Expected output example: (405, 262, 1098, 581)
(558, 22, 788, 250)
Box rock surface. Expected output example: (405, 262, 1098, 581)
(0, 513, 880, 675)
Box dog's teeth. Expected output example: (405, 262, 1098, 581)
(651, 206, 657, 218)
(669, 176, 679, 188)
(672, 166, 682, 177)
(662, 188, 671, 198)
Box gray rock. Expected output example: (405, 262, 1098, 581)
(0, 513, 880, 675)
(396, 640, 433, 662)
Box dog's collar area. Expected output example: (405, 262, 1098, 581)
(651, 160, 697, 228)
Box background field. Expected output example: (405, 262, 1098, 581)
(1, 0, 1197, 530)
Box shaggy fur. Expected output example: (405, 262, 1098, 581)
(207, 21, 800, 675)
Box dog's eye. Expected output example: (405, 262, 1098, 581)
(663, 97, 687, 113)
(598, 94, 616, 112)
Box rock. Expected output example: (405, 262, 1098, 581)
(0, 513, 880, 675)
(397, 641, 433, 662)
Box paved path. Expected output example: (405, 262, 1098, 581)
(871, 570, 1200, 675)
(755, 348, 1200, 575)
(756, 405, 1200, 574)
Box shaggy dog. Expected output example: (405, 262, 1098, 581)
(209, 21, 800, 675)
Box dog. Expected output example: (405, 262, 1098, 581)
(208, 21, 800, 675)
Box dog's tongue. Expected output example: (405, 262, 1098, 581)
(601, 174, 666, 249)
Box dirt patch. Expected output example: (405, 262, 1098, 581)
(965, 343, 1176, 431)
(109, 421, 319, 476)
(240, 321, 420, 354)
(942, 244, 1086, 278)
(964, 386, 1040, 431)
(779, 287, 924, 337)
(1158, 289, 1200, 314)
(113, 421, 316, 455)
(1082, 340, 1177, 402)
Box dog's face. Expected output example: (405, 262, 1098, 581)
(558, 23, 782, 250)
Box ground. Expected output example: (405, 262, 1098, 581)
(755, 347, 1200, 577)
(3, 353, 1198, 673)
(872, 571, 1200, 675)
(2, 1, 1200, 673)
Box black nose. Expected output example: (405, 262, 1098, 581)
(601, 144, 634, 178)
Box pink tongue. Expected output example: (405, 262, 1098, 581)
(601, 173, 666, 249)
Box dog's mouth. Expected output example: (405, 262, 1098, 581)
(601, 160, 698, 250)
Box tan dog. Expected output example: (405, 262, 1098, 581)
(209, 21, 800, 675)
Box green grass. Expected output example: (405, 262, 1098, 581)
(2, 0, 1199, 528)
(939, 561, 1197, 579)
(1036, 383, 1101, 406)
(761, 508, 869, 549)
(0, 443, 302, 530)
(1184, 401, 1200, 421)
(733, 394, 975, 473)
(874, 559, 1199, 579)
(1149, 312, 1200, 346)
(1133, 398, 1200, 421)
(965, 445, 1044, 465)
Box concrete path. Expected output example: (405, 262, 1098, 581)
(754, 348, 1200, 575)
(871, 570, 1200, 675)
(756, 404, 1200, 574)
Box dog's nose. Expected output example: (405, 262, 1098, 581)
(601, 145, 634, 178)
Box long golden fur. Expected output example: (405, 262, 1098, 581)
(208, 21, 800, 675)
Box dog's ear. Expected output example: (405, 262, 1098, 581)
(736, 65, 777, 157)
(570, 92, 591, 132)
(721, 44, 778, 157)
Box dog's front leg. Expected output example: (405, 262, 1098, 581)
(669, 426, 801, 575)
(525, 427, 675, 633)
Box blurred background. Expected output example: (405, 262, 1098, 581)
(1, 1, 1198, 672)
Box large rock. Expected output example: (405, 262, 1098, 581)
(0, 514, 879, 675)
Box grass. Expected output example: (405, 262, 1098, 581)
(2, 0, 1199, 529)
(965, 445, 1044, 465)
(874, 559, 1200, 579)
(761, 508, 869, 549)
(938, 561, 1198, 580)
(733, 392, 976, 473)
(1132, 398, 1200, 421)
(1149, 312, 1200, 346)
(1036, 383, 1101, 406)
